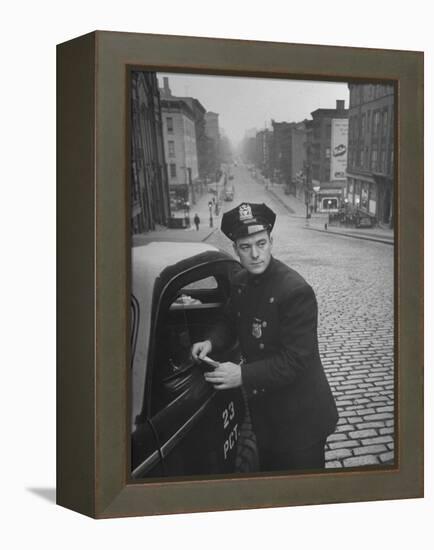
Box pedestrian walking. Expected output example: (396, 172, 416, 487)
(192, 202, 338, 472)
(193, 213, 200, 231)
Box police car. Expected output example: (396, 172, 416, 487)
(131, 242, 246, 479)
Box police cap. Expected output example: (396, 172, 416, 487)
(221, 202, 276, 241)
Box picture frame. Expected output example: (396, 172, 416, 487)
(57, 30, 423, 518)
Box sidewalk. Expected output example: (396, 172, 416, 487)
(132, 184, 221, 247)
(266, 181, 394, 245)
(265, 181, 306, 217)
(304, 216, 394, 245)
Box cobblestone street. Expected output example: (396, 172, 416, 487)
(207, 164, 395, 469)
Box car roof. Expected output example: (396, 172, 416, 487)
(132, 241, 218, 277)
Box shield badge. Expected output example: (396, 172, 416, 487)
(252, 318, 262, 339)
(239, 203, 253, 221)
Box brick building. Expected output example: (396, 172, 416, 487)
(160, 77, 214, 183)
(204, 111, 221, 178)
(346, 83, 395, 227)
(270, 120, 307, 196)
(305, 99, 349, 213)
(130, 71, 170, 234)
(160, 96, 199, 207)
(255, 129, 273, 178)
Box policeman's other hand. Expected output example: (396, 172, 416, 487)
(204, 362, 242, 390)
(191, 340, 212, 361)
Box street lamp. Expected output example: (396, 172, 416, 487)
(208, 201, 213, 228)
(183, 201, 191, 228)
(312, 185, 320, 214)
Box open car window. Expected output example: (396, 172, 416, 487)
(149, 262, 238, 416)
(170, 275, 220, 310)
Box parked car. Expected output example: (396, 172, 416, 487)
(355, 212, 375, 228)
(131, 242, 246, 479)
(223, 186, 235, 201)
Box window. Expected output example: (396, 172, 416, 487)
(168, 140, 175, 158)
(170, 163, 177, 178)
(181, 276, 218, 292)
(361, 183, 369, 210)
(363, 146, 369, 169)
(322, 198, 338, 210)
(390, 110, 394, 140)
(166, 117, 173, 133)
(150, 264, 238, 415)
(373, 111, 380, 136)
(371, 149, 378, 171)
(382, 109, 389, 136)
(381, 149, 386, 172)
(352, 115, 358, 140)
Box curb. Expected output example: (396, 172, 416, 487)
(266, 187, 297, 215)
(266, 187, 394, 246)
(202, 226, 218, 242)
(304, 226, 394, 245)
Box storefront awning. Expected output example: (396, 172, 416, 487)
(316, 188, 343, 195)
(346, 172, 375, 184)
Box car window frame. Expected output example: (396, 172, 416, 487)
(143, 258, 241, 420)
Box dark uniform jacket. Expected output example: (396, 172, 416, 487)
(209, 256, 338, 452)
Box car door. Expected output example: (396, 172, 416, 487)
(131, 295, 163, 478)
(136, 259, 244, 478)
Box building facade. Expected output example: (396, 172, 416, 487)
(131, 71, 170, 234)
(160, 77, 212, 183)
(240, 128, 258, 166)
(270, 120, 307, 195)
(204, 111, 221, 178)
(305, 100, 349, 213)
(255, 129, 273, 178)
(161, 97, 199, 207)
(346, 83, 395, 227)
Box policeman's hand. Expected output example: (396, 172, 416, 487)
(204, 362, 242, 390)
(191, 340, 212, 361)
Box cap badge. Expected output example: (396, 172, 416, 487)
(239, 203, 253, 221)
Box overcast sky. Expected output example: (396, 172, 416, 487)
(158, 72, 349, 147)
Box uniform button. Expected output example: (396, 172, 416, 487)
(238, 288, 242, 294)
(269, 297, 274, 303)
(259, 343, 264, 350)
(252, 389, 258, 395)
(262, 321, 267, 327)
(260, 388, 265, 393)
(237, 311, 241, 317)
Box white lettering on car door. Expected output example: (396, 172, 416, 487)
(222, 400, 239, 460)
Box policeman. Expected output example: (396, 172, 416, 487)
(192, 202, 338, 471)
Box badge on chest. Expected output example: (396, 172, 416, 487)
(252, 318, 263, 339)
